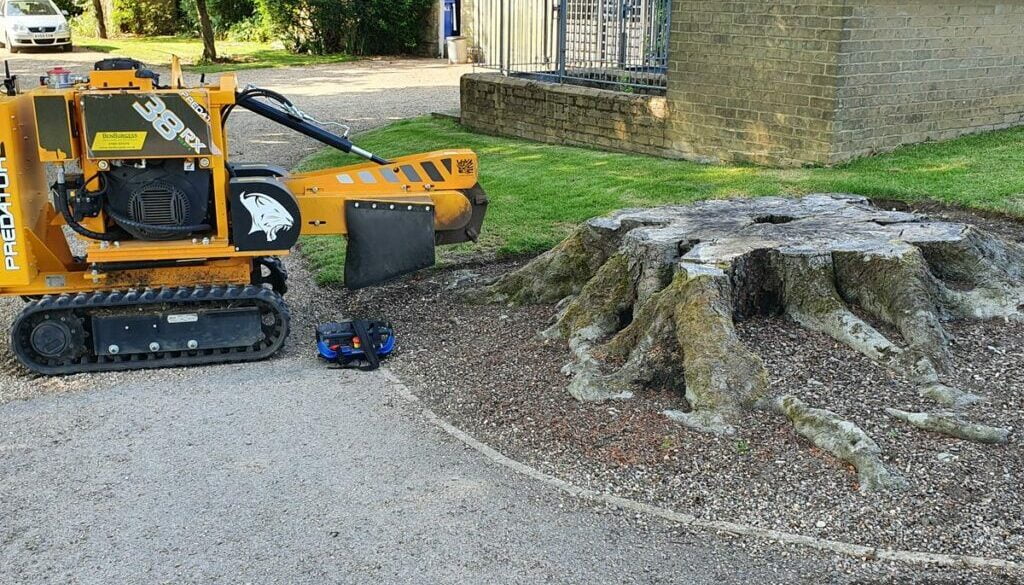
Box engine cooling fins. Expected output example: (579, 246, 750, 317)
(11, 285, 290, 375)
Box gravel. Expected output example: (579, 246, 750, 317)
(333, 203, 1024, 581)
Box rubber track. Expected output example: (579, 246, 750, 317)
(11, 285, 290, 375)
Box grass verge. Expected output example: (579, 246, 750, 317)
(77, 36, 354, 73)
(298, 116, 1024, 286)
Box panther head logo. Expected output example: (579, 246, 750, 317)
(240, 192, 294, 242)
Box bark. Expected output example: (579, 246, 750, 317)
(91, 0, 107, 39)
(778, 396, 906, 493)
(195, 0, 218, 62)
(885, 408, 1011, 444)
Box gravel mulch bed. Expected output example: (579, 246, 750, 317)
(337, 204, 1024, 569)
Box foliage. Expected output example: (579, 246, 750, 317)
(178, 0, 259, 36)
(258, 0, 434, 56)
(298, 117, 1024, 285)
(73, 0, 430, 56)
(51, 0, 82, 17)
(112, 0, 179, 35)
(223, 13, 270, 42)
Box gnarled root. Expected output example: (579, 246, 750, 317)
(885, 408, 1012, 444)
(918, 383, 983, 409)
(556, 261, 769, 431)
(481, 213, 661, 305)
(775, 251, 902, 366)
(776, 396, 906, 493)
(833, 244, 951, 375)
(666, 264, 768, 432)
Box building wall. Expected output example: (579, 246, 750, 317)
(833, 2, 1024, 161)
(665, 0, 847, 166)
(460, 1, 1024, 166)
(461, 74, 676, 158)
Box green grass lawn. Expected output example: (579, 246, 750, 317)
(298, 116, 1024, 286)
(77, 36, 354, 73)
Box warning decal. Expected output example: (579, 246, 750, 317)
(91, 131, 148, 151)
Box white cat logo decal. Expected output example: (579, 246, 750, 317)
(240, 192, 294, 242)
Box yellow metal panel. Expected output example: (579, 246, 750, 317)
(0, 94, 49, 287)
(88, 70, 155, 91)
(287, 150, 479, 196)
(84, 237, 287, 264)
(5, 258, 252, 296)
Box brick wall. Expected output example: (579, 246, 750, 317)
(833, 2, 1024, 161)
(459, 1, 1024, 167)
(665, 0, 847, 166)
(664, 0, 1024, 166)
(460, 73, 676, 158)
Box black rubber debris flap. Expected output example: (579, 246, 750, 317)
(344, 200, 435, 290)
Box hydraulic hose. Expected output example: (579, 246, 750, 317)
(53, 179, 123, 242)
(103, 206, 211, 235)
(229, 87, 390, 165)
(55, 173, 209, 240)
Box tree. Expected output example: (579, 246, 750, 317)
(91, 0, 108, 38)
(194, 0, 217, 61)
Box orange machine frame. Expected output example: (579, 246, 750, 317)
(0, 68, 481, 297)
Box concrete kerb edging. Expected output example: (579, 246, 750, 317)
(380, 370, 1023, 575)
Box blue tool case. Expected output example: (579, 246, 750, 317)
(316, 320, 395, 370)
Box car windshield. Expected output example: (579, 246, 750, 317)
(6, 0, 57, 16)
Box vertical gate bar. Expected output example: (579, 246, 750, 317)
(557, 0, 567, 81)
(499, 0, 505, 73)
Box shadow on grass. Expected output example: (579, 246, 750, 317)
(79, 43, 117, 53)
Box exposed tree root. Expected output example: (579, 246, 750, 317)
(775, 251, 902, 366)
(777, 396, 906, 493)
(479, 195, 1024, 486)
(918, 383, 983, 409)
(833, 244, 951, 374)
(885, 408, 1012, 444)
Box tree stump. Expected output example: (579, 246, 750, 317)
(481, 195, 1019, 488)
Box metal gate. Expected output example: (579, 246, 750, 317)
(473, 0, 670, 94)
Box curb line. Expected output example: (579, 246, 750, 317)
(382, 370, 1023, 575)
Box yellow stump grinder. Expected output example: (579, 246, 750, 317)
(0, 58, 487, 374)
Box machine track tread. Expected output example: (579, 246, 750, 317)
(11, 285, 290, 375)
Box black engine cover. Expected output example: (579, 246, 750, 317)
(104, 161, 212, 240)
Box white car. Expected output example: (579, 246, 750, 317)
(0, 0, 71, 53)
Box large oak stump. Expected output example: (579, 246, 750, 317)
(481, 195, 1021, 490)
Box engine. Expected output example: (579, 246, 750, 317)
(102, 161, 212, 241)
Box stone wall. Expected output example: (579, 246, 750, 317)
(460, 73, 676, 158)
(833, 2, 1024, 161)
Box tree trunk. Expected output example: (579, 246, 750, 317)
(480, 194, 1023, 490)
(194, 0, 217, 62)
(91, 0, 107, 39)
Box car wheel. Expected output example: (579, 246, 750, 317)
(7, 36, 18, 54)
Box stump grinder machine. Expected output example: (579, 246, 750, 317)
(0, 58, 487, 374)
